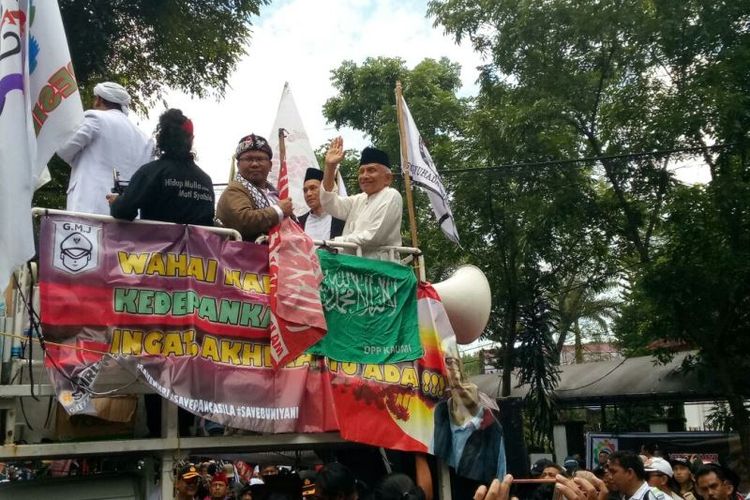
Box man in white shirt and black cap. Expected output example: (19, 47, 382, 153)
(57, 82, 153, 215)
(320, 137, 403, 260)
(298, 167, 345, 241)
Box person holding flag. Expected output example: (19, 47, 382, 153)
(57, 82, 153, 215)
(217, 133, 294, 242)
(320, 137, 403, 260)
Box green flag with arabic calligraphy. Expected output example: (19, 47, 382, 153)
(307, 251, 421, 364)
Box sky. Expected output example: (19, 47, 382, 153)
(133, 0, 710, 187)
(135, 0, 484, 185)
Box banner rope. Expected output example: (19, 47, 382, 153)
(0, 329, 111, 356)
(0, 329, 142, 396)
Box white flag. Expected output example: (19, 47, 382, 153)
(268, 82, 345, 217)
(399, 96, 460, 244)
(0, 0, 84, 286)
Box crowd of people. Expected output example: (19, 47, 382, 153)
(169, 450, 748, 500)
(482, 451, 747, 500)
(59, 81, 403, 260)
(172, 460, 426, 500)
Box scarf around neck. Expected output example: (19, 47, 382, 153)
(235, 171, 278, 209)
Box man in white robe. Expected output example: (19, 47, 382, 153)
(320, 137, 402, 260)
(57, 82, 153, 215)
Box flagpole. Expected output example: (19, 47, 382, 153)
(278, 128, 288, 198)
(395, 82, 420, 273)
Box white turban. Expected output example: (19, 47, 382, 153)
(93, 82, 131, 115)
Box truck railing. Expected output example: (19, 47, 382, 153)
(0, 208, 431, 498)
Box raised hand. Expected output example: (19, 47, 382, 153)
(325, 136, 344, 169)
(555, 474, 609, 500)
(473, 475, 513, 500)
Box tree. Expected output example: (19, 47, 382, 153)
(554, 276, 620, 361)
(323, 56, 470, 273)
(60, 0, 269, 105)
(323, 56, 613, 449)
(515, 285, 559, 448)
(617, 166, 750, 466)
(429, 0, 750, 465)
(34, 0, 271, 209)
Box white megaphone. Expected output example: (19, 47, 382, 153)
(432, 265, 491, 344)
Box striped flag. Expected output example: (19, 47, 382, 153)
(399, 96, 460, 245)
(267, 131, 327, 367)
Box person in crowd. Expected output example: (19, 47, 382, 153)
(695, 464, 744, 500)
(108, 108, 214, 226)
(299, 167, 345, 240)
(321, 137, 403, 259)
(431, 355, 506, 483)
(206, 472, 230, 500)
(645, 457, 683, 499)
(605, 450, 656, 499)
(299, 469, 318, 498)
(472, 474, 514, 500)
(216, 134, 294, 242)
(555, 472, 611, 500)
(315, 462, 359, 500)
(669, 457, 697, 500)
(237, 478, 266, 500)
(531, 458, 566, 480)
(372, 473, 425, 500)
(641, 443, 662, 460)
(597, 449, 612, 468)
(564, 456, 582, 476)
(58, 81, 153, 215)
(174, 463, 201, 500)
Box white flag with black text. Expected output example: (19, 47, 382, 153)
(399, 96, 460, 245)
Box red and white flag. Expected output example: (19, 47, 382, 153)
(267, 133, 327, 367)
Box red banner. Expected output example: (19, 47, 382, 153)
(268, 156, 327, 367)
(38, 214, 506, 479)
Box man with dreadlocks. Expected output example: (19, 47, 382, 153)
(108, 108, 214, 226)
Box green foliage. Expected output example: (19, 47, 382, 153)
(459, 352, 481, 377)
(705, 402, 735, 434)
(603, 403, 668, 434)
(324, 0, 750, 458)
(59, 0, 270, 108)
(323, 56, 467, 169)
(427, 0, 750, 462)
(34, 1, 270, 209)
(616, 147, 750, 452)
(32, 157, 71, 210)
(515, 289, 559, 447)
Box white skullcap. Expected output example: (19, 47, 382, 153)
(93, 82, 131, 115)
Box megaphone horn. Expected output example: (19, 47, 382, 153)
(432, 265, 492, 345)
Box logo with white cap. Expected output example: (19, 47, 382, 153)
(53, 221, 101, 274)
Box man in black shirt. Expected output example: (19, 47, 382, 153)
(108, 108, 214, 226)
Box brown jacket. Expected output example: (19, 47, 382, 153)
(216, 180, 279, 242)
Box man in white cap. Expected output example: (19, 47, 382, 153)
(57, 82, 153, 215)
(646, 457, 684, 499)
